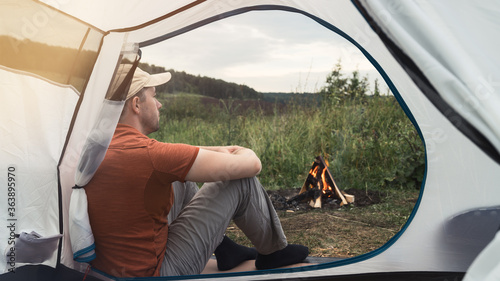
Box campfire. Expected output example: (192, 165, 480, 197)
(289, 156, 354, 208)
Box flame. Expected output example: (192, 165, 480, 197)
(310, 165, 319, 177)
(307, 162, 333, 197)
(320, 168, 332, 194)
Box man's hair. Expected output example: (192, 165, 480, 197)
(132, 88, 147, 102)
(119, 87, 147, 121)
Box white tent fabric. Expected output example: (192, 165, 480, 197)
(1, 0, 500, 280)
(0, 66, 78, 270)
(361, 0, 500, 163)
(69, 99, 125, 263)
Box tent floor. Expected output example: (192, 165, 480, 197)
(201, 259, 310, 274)
(201, 256, 341, 274)
(0, 262, 466, 280)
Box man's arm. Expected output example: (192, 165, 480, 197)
(196, 145, 242, 154)
(185, 146, 262, 182)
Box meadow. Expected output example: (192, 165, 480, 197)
(151, 93, 425, 193)
(150, 91, 425, 258)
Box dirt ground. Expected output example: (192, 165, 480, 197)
(226, 187, 418, 259)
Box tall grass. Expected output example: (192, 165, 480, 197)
(151, 93, 425, 191)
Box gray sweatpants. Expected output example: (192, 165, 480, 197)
(160, 177, 288, 276)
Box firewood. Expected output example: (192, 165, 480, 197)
(297, 155, 350, 207)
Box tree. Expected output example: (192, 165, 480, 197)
(346, 70, 369, 99)
(320, 59, 371, 103)
(320, 60, 347, 103)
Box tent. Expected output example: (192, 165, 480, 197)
(1, 0, 500, 280)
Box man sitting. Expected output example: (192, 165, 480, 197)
(85, 65, 308, 277)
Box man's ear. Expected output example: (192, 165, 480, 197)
(130, 96, 141, 114)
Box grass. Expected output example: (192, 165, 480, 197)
(152, 92, 425, 192)
(226, 188, 420, 258)
(151, 91, 425, 258)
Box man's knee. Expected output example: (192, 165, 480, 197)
(234, 177, 263, 196)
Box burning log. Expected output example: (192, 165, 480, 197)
(289, 156, 353, 208)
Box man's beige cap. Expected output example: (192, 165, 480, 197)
(115, 64, 172, 100)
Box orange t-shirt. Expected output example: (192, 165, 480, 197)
(85, 124, 199, 277)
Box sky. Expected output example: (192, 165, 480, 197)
(141, 10, 385, 93)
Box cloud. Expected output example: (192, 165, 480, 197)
(142, 10, 385, 93)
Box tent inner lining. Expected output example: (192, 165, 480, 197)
(353, 0, 500, 166)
